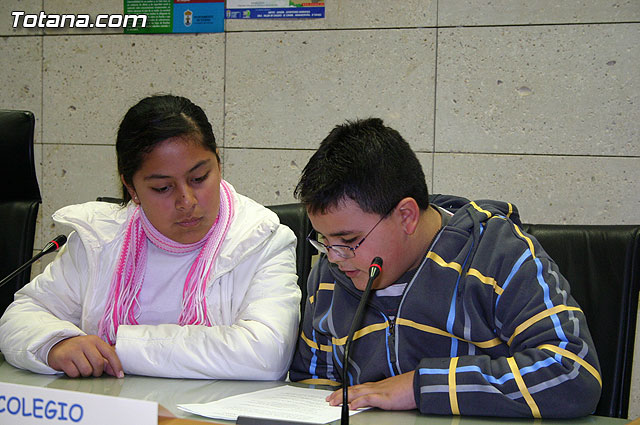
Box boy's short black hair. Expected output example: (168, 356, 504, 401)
(295, 118, 429, 215)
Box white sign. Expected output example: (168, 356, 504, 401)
(0, 381, 157, 425)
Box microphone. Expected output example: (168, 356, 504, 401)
(341, 257, 383, 425)
(42, 234, 67, 254)
(0, 235, 67, 290)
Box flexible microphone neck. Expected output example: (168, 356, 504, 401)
(0, 235, 67, 290)
(341, 256, 383, 425)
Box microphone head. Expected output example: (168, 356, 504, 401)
(369, 257, 383, 279)
(51, 235, 67, 249)
(42, 234, 68, 254)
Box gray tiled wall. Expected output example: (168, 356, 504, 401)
(1, 0, 639, 419)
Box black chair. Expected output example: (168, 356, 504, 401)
(521, 224, 640, 418)
(0, 110, 41, 316)
(266, 203, 314, 313)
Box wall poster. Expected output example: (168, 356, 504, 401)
(124, 0, 224, 33)
(226, 1, 325, 19)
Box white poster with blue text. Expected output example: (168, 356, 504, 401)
(226, 0, 324, 19)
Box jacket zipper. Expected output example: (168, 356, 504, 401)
(334, 276, 402, 377)
(388, 316, 398, 375)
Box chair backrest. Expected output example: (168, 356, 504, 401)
(0, 110, 41, 316)
(521, 224, 640, 418)
(266, 203, 314, 313)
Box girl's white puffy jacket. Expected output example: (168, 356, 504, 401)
(0, 187, 301, 380)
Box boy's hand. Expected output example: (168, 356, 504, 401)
(48, 335, 124, 378)
(326, 370, 417, 411)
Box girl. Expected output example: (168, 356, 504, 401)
(0, 95, 301, 380)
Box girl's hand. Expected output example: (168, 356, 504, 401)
(47, 335, 124, 378)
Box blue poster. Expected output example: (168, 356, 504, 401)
(173, 0, 224, 33)
(124, 0, 224, 33)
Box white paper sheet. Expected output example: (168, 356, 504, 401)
(177, 385, 365, 424)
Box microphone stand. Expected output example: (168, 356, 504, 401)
(0, 235, 67, 290)
(341, 257, 382, 425)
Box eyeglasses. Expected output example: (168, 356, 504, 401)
(307, 208, 393, 259)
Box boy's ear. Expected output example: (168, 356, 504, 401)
(396, 197, 420, 235)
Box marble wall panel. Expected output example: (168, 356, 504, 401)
(225, 29, 436, 151)
(436, 24, 639, 156)
(40, 144, 120, 245)
(432, 153, 640, 225)
(42, 33, 225, 146)
(440, 0, 640, 26)
(0, 0, 43, 36)
(416, 152, 435, 193)
(42, 0, 124, 35)
(0, 36, 42, 142)
(222, 148, 314, 206)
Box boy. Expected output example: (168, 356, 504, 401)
(289, 118, 601, 418)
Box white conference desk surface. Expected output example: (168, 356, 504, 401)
(0, 355, 628, 425)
